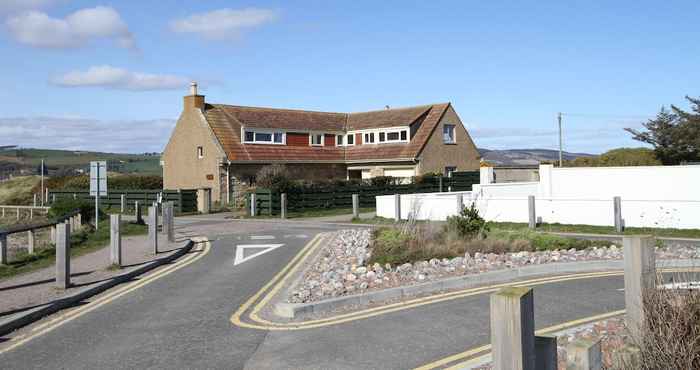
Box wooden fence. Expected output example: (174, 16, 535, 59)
(47, 189, 198, 213)
(249, 171, 480, 216)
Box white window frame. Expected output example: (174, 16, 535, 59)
(363, 132, 376, 144)
(350, 127, 410, 145)
(346, 133, 355, 146)
(443, 124, 456, 144)
(242, 128, 286, 145)
(310, 132, 324, 146)
(336, 134, 344, 146)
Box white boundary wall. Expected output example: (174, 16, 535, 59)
(376, 164, 700, 229)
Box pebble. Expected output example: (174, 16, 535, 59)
(287, 228, 700, 304)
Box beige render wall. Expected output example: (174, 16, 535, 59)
(416, 105, 481, 175)
(162, 107, 226, 201)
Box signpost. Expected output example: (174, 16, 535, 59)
(90, 161, 107, 230)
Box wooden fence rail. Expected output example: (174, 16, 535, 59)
(47, 189, 198, 213)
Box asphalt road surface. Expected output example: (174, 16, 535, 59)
(0, 216, 629, 369)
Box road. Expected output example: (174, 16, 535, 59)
(0, 215, 629, 369)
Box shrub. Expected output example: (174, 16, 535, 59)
(445, 204, 489, 239)
(256, 164, 295, 193)
(48, 198, 100, 222)
(616, 278, 700, 369)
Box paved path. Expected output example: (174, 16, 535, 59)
(0, 215, 633, 369)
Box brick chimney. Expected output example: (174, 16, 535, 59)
(184, 82, 205, 111)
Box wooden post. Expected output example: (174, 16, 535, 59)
(0, 233, 7, 265)
(439, 177, 443, 192)
(163, 202, 175, 243)
(623, 235, 656, 338)
(280, 193, 287, 219)
(535, 335, 558, 370)
(528, 195, 536, 230)
(120, 194, 126, 213)
(566, 339, 602, 370)
(27, 229, 36, 254)
(352, 194, 360, 218)
(490, 287, 535, 370)
(135, 201, 143, 224)
(50, 225, 56, 244)
(148, 206, 158, 254)
(45, 188, 49, 204)
(110, 214, 122, 267)
(394, 194, 401, 222)
(614, 196, 623, 232)
(33, 193, 38, 207)
(16, 207, 20, 220)
(30, 208, 34, 220)
(56, 222, 70, 289)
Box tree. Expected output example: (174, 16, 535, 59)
(625, 96, 700, 164)
(566, 148, 661, 167)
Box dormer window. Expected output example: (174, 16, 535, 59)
(243, 129, 285, 144)
(363, 132, 375, 144)
(311, 133, 324, 146)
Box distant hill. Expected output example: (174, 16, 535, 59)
(0, 148, 161, 179)
(478, 148, 595, 166)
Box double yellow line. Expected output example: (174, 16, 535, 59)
(0, 237, 211, 355)
(230, 234, 628, 331)
(416, 309, 626, 370)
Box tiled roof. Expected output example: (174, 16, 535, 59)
(202, 102, 450, 162)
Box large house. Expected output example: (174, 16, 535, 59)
(162, 83, 481, 204)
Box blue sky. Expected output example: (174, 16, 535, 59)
(1, 0, 699, 154)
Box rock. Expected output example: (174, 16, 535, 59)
(417, 273, 426, 281)
(366, 271, 376, 280)
(359, 282, 368, 290)
(345, 273, 357, 282)
(356, 266, 367, 274)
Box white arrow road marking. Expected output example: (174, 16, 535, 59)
(251, 235, 275, 240)
(283, 234, 309, 239)
(234, 244, 285, 265)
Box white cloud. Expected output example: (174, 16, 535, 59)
(0, 0, 56, 15)
(50, 65, 190, 91)
(0, 116, 176, 153)
(5, 6, 136, 50)
(169, 8, 277, 40)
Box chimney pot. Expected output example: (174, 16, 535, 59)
(190, 82, 198, 96)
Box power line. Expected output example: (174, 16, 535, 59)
(560, 112, 655, 120)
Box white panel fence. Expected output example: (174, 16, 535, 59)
(376, 164, 700, 229)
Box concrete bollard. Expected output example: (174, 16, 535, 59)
(0, 233, 7, 265)
(490, 286, 535, 370)
(148, 206, 158, 254)
(135, 201, 143, 224)
(27, 229, 36, 254)
(623, 235, 656, 338)
(250, 193, 257, 216)
(456, 193, 464, 214)
(528, 195, 536, 230)
(535, 335, 558, 370)
(394, 194, 401, 222)
(566, 339, 602, 370)
(110, 214, 122, 267)
(614, 196, 623, 232)
(120, 194, 126, 213)
(163, 202, 175, 243)
(56, 222, 71, 289)
(352, 194, 360, 219)
(280, 193, 287, 220)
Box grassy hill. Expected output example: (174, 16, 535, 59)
(0, 148, 161, 177)
(0, 176, 40, 205)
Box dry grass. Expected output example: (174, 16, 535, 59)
(614, 274, 700, 369)
(0, 175, 39, 205)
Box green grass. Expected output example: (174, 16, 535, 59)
(491, 222, 700, 239)
(0, 220, 147, 280)
(351, 217, 700, 239)
(0, 175, 40, 205)
(247, 207, 375, 219)
(1, 148, 162, 175)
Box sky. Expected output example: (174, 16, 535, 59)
(1, 0, 699, 154)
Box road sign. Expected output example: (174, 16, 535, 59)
(90, 161, 107, 196)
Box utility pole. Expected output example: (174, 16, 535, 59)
(557, 112, 563, 167)
(40, 159, 45, 206)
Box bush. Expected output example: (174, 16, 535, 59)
(445, 204, 489, 239)
(33, 174, 163, 193)
(256, 164, 295, 193)
(48, 198, 100, 223)
(616, 279, 700, 369)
